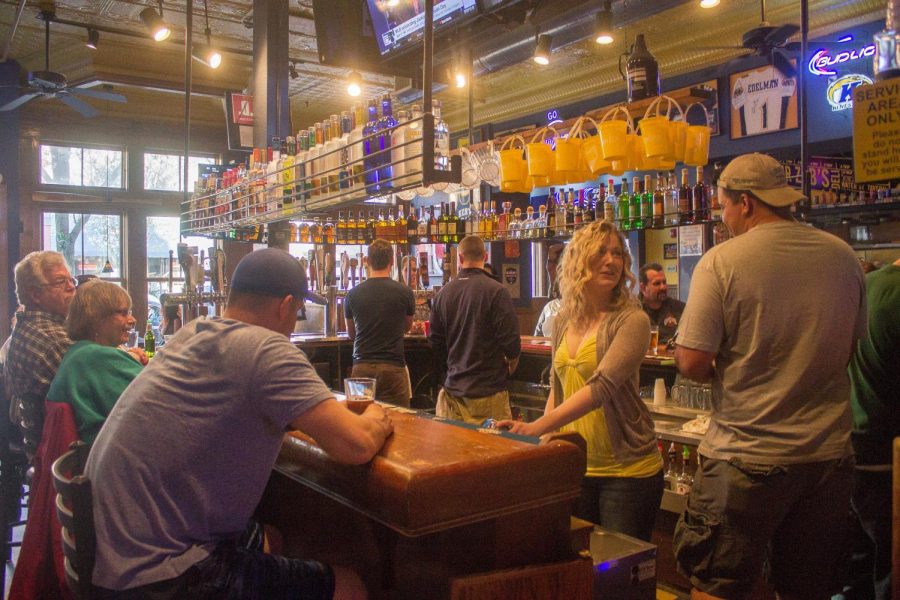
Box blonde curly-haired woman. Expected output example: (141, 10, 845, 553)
(501, 220, 663, 541)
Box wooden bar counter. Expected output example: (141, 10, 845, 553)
(258, 408, 589, 599)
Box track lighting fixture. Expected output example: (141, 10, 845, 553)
(85, 28, 100, 50)
(347, 71, 362, 97)
(700, 0, 720, 7)
(533, 33, 552, 65)
(140, 4, 171, 42)
(193, 3, 222, 69)
(192, 43, 222, 68)
(289, 62, 299, 79)
(595, 2, 613, 45)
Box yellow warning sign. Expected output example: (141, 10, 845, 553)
(853, 78, 900, 183)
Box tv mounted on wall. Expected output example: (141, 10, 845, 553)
(366, 0, 479, 56)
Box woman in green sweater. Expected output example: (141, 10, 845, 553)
(47, 280, 144, 444)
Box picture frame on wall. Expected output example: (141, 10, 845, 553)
(729, 62, 799, 139)
(663, 243, 678, 260)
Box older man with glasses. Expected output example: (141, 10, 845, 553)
(4, 251, 76, 458)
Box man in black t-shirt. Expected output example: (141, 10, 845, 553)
(639, 263, 685, 346)
(345, 240, 416, 406)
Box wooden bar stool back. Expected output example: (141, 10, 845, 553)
(51, 441, 96, 599)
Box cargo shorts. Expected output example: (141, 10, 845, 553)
(673, 454, 854, 600)
(436, 388, 511, 425)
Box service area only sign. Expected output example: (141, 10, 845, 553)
(853, 78, 900, 183)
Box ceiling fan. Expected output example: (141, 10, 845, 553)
(0, 3, 126, 118)
(700, 0, 801, 79)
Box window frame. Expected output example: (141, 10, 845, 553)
(142, 150, 217, 193)
(40, 209, 126, 285)
(37, 141, 126, 190)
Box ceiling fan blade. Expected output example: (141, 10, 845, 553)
(0, 93, 41, 111)
(765, 24, 800, 46)
(783, 41, 801, 52)
(772, 49, 797, 79)
(69, 87, 126, 103)
(57, 93, 98, 118)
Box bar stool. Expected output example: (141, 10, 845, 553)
(52, 441, 95, 599)
(0, 390, 29, 595)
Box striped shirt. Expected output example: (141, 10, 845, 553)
(3, 310, 72, 457)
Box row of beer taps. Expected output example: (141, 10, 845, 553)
(298, 247, 434, 293)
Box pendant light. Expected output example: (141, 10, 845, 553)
(192, 0, 222, 69)
(699, 0, 720, 7)
(101, 215, 114, 274)
(346, 71, 362, 97)
(533, 33, 552, 65)
(595, 1, 614, 45)
(140, 2, 171, 42)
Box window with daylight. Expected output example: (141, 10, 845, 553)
(39, 144, 124, 188)
(41, 212, 124, 284)
(143, 152, 216, 192)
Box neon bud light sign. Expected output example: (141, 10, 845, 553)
(808, 44, 875, 76)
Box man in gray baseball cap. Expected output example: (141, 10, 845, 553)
(672, 153, 867, 600)
(86, 247, 393, 598)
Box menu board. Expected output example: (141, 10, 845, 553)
(783, 157, 889, 207)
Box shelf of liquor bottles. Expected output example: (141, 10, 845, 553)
(181, 102, 460, 237)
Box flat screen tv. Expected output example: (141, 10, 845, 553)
(367, 0, 479, 56)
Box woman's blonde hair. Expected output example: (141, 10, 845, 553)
(66, 280, 132, 342)
(557, 220, 637, 329)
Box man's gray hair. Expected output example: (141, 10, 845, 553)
(14, 251, 68, 306)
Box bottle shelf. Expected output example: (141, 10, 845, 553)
(181, 113, 461, 237)
(803, 200, 900, 219)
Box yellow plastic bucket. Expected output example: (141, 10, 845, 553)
(608, 160, 626, 176)
(555, 119, 583, 173)
(639, 115, 672, 158)
(669, 120, 688, 162)
(526, 127, 556, 178)
(499, 135, 526, 189)
(683, 102, 712, 167)
(599, 119, 628, 161)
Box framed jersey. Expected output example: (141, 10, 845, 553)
(729, 62, 798, 139)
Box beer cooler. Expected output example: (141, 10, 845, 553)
(590, 528, 657, 599)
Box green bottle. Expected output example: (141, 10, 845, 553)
(144, 319, 156, 359)
(616, 178, 630, 230)
(629, 176, 642, 229)
(641, 174, 654, 229)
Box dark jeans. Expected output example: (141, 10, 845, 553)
(840, 467, 892, 600)
(575, 470, 664, 542)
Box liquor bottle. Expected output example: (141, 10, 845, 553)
(299, 220, 311, 243)
(604, 179, 617, 223)
(267, 142, 281, 214)
(144, 319, 156, 359)
(455, 203, 466, 243)
(355, 210, 365, 245)
(417, 206, 429, 244)
(642, 175, 653, 229)
(693, 166, 707, 222)
(449, 202, 461, 243)
(665, 173, 679, 226)
(365, 210, 376, 244)
(349, 103, 366, 189)
(339, 111, 352, 191)
(679, 168, 692, 224)
(653, 174, 665, 228)
(396, 206, 407, 245)
(428, 206, 439, 243)
(392, 109, 409, 187)
(386, 209, 397, 244)
(594, 184, 606, 222)
(566, 189, 577, 233)
(295, 130, 308, 209)
(375, 209, 388, 241)
(336, 211, 346, 244)
(326, 114, 341, 193)
(508, 207, 522, 239)
(617, 178, 630, 230)
(581, 190, 594, 225)
(432, 99, 450, 171)
(524, 205, 536, 238)
(282, 136, 295, 212)
(363, 99, 380, 194)
(545, 188, 556, 236)
(499, 202, 512, 241)
(490, 202, 500, 241)
(406, 206, 418, 245)
(571, 190, 582, 230)
(376, 94, 398, 191)
(664, 442, 678, 491)
(630, 176, 642, 229)
(555, 189, 567, 236)
(675, 445, 693, 495)
(323, 216, 336, 244)
(537, 204, 548, 238)
(624, 34, 660, 103)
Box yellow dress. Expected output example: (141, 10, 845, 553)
(555, 328, 661, 478)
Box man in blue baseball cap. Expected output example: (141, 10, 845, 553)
(87, 248, 392, 599)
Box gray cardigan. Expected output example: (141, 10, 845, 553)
(550, 303, 658, 462)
